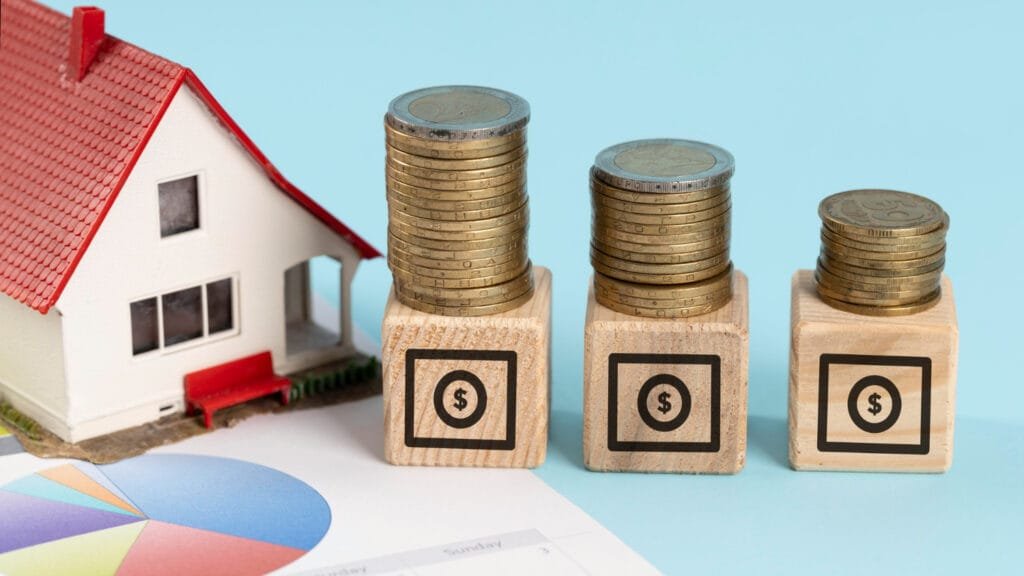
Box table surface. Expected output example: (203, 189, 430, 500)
(43, 1, 1024, 573)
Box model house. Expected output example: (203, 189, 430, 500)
(0, 0, 381, 442)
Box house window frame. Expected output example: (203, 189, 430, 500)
(129, 274, 240, 359)
(156, 171, 207, 242)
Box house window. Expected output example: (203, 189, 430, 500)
(130, 297, 159, 355)
(129, 277, 237, 356)
(162, 286, 203, 346)
(206, 278, 234, 334)
(158, 175, 199, 237)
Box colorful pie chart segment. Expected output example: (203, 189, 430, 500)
(0, 454, 331, 576)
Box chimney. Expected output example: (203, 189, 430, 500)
(69, 6, 105, 81)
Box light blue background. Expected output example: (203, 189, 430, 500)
(48, 1, 1023, 573)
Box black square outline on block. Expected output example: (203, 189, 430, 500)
(404, 348, 517, 450)
(817, 353, 931, 455)
(607, 353, 721, 452)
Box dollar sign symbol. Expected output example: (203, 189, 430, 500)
(453, 387, 468, 411)
(867, 392, 883, 416)
(657, 391, 672, 414)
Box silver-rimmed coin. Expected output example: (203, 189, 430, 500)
(387, 85, 530, 141)
(593, 139, 735, 193)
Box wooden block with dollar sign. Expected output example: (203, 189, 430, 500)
(788, 271, 958, 472)
(381, 267, 551, 468)
(582, 271, 749, 474)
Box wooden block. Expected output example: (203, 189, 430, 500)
(583, 270, 749, 474)
(381, 267, 551, 468)
(788, 270, 958, 473)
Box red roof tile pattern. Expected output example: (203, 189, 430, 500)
(0, 0, 380, 314)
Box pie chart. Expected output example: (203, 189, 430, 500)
(0, 454, 331, 575)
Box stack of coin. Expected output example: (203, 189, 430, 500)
(590, 139, 735, 318)
(816, 189, 949, 316)
(385, 86, 533, 316)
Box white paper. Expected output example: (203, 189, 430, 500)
(0, 396, 654, 575)
(0, 321, 657, 575)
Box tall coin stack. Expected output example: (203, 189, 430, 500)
(816, 189, 949, 316)
(385, 86, 533, 316)
(590, 139, 735, 318)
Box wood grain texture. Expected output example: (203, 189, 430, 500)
(583, 270, 748, 474)
(788, 270, 958, 472)
(382, 267, 551, 468)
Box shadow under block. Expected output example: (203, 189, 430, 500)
(382, 267, 551, 468)
(583, 270, 749, 474)
(788, 270, 958, 473)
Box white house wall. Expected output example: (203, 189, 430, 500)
(0, 295, 70, 438)
(56, 86, 361, 442)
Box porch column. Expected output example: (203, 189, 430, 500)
(339, 256, 357, 352)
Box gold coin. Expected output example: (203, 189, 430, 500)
(821, 236, 945, 262)
(387, 146, 527, 171)
(591, 189, 730, 215)
(594, 266, 733, 300)
(590, 170, 729, 204)
(823, 225, 947, 249)
(815, 276, 935, 304)
(594, 198, 731, 226)
(385, 250, 524, 274)
(816, 282, 941, 307)
(388, 175, 525, 200)
(815, 272, 937, 303)
(388, 224, 525, 251)
(387, 186, 525, 212)
(387, 239, 524, 270)
(391, 261, 530, 290)
(389, 215, 527, 242)
(591, 236, 728, 264)
(820, 225, 946, 252)
(387, 247, 525, 273)
(389, 202, 528, 232)
(592, 215, 729, 243)
(819, 189, 946, 238)
(816, 289, 942, 317)
(592, 257, 731, 285)
(598, 284, 733, 309)
(388, 194, 525, 222)
(814, 263, 941, 292)
(594, 290, 732, 318)
(591, 224, 730, 253)
(387, 230, 524, 257)
(820, 246, 944, 270)
(386, 155, 527, 182)
(386, 164, 524, 191)
(592, 246, 729, 274)
(818, 252, 946, 278)
(390, 252, 528, 281)
(387, 230, 525, 260)
(386, 134, 524, 160)
(394, 278, 532, 308)
(384, 122, 525, 151)
(591, 244, 728, 271)
(393, 264, 532, 296)
(387, 183, 521, 203)
(822, 216, 948, 246)
(396, 285, 535, 317)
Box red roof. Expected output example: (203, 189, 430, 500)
(0, 0, 381, 314)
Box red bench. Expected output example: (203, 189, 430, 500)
(184, 351, 291, 428)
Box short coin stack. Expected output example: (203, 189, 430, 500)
(384, 86, 533, 316)
(590, 139, 735, 318)
(816, 189, 949, 316)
